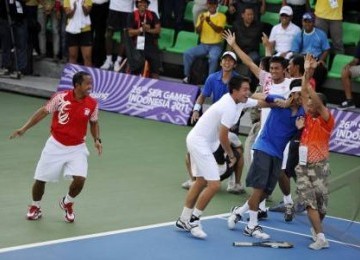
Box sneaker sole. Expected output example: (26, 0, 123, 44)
(59, 200, 75, 223)
(27, 213, 42, 220)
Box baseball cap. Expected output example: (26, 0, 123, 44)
(302, 12, 315, 22)
(290, 79, 302, 93)
(207, 0, 218, 4)
(279, 6, 293, 16)
(221, 51, 237, 62)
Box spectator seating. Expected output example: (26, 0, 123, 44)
(165, 31, 199, 54)
(218, 5, 228, 14)
(184, 1, 194, 23)
(265, 0, 282, 4)
(260, 11, 279, 26)
(342, 22, 360, 46)
(327, 54, 353, 78)
(112, 32, 121, 43)
(158, 28, 175, 50)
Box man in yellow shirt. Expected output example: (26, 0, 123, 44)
(314, 0, 344, 54)
(183, 0, 226, 83)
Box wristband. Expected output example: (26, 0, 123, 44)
(193, 103, 202, 111)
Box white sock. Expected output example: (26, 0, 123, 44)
(248, 210, 258, 229)
(259, 199, 266, 211)
(64, 194, 74, 204)
(32, 201, 41, 207)
(180, 207, 193, 221)
(283, 194, 293, 205)
(106, 55, 112, 62)
(116, 56, 122, 63)
(192, 208, 203, 219)
(235, 201, 249, 215)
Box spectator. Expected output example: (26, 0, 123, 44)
(64, 0, 93, 66)
(90, 0, 109, 68)
(100, 0, 133, 71)
(314, 0, 344, 54)
(183, 0, 227, 84)
(232, 6, 262, 90)
(227, 0, 265, 24)
(291, 12, 331, 87)
(38, 0, 61, 61)
(267, 6, 301, 60)
(282, 0, 310, 28)
(0, 0, 27, 75)
(127, 0, 161, 78)
(338, 42, 360, 110)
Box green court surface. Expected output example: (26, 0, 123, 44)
(0, 91, 359, 249)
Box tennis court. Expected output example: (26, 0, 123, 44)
(0, 91, 359, 259)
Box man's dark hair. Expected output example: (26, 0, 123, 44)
(269, 56, 288, 69)
(290, 78, 302, 90)
(290, 55, 305, 75)
(72, 71, 91, 87)
(260, 56, 271, 72)
(228, 75, 251, 93)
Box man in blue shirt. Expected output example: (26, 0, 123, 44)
(291, 12, 330, 87)
(227, 80, 305, 239)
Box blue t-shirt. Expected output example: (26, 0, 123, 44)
(253, 106, 305, 159)
(202, 70, 240, 103)
(291, 28, 330, 59)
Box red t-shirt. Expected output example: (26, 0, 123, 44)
(45, 90, 98, 146)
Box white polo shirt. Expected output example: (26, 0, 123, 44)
(269, 22, 301, 56)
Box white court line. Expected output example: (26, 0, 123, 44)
(0, 213, 359, 253)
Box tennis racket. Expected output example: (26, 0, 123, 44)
(233, 241, 294, 248)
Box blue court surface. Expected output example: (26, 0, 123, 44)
(0, 212, 359, 260)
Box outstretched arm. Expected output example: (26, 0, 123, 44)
(302, 54, 330, 121)
(222, 29, 261, 78)
(10, 107, 49, 139)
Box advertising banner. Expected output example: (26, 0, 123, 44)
(58, 64, 199, 126)
(329, 108, 360, 156)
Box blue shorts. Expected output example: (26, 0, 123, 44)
(246, 150, 282, 195)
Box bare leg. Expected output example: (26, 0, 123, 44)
(278, 170, 291, 196)
(81, 46, 92, 67)
(68, 176, 86, 198)
(194, 180, 221, 211)
(341, 66, 353, 100)
(32, 180, 46, 201)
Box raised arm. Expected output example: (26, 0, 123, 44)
(302, 54, 330, 121)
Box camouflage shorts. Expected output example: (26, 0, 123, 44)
(295, 161, 331, 215)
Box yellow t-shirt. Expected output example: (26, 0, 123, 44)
(64, 0, 93, 32)
(196, 11, 226, 44)
(315, 0, 343, 20)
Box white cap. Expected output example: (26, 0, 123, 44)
(279, 6, 293, 16)
(290, 86, 301, 93)
(221, 51, 237, 62)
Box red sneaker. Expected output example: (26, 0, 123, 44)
(59, 197, 75, 223)
(26, 205, 42, 220)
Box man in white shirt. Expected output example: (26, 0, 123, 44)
(268, 6, 301, 60)
(175, 76, 260, 239)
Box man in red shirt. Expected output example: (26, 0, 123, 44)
(10, 71, 102, 223)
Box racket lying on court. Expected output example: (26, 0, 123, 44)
(233, 241, 293, 248)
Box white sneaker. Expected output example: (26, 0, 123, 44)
(190, 225, 207, 239)
(113, 60, 122, 72)
(181, 179, 194, 190)
(227, 183, 245, 194)
(175, 217, 207, 239)
(100, 59, 113, 70)
(244, 225, 270, 239)
(309, 238, 329, 250)
(228, 206, 242, 230)
(182, 77, 189, 84)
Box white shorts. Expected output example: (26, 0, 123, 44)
(186, 134, 219, 181)
(34, 136, 90, 182)
(228, 132, 242, 148)
(350, 65, 360, 78)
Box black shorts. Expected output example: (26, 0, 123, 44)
(107, 10, 129, 31)
(66, 31, 93, 47)
(246, 150, 282, 195)
(144, 46, 161, 74)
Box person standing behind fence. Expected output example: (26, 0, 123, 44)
(10, 71, 102, 223)
(63, 0, 93, 66)
(296, 53, 335, 250)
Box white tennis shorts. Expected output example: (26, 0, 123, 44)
(34, 136, 90, 182)
(186, 134, 219, 181)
